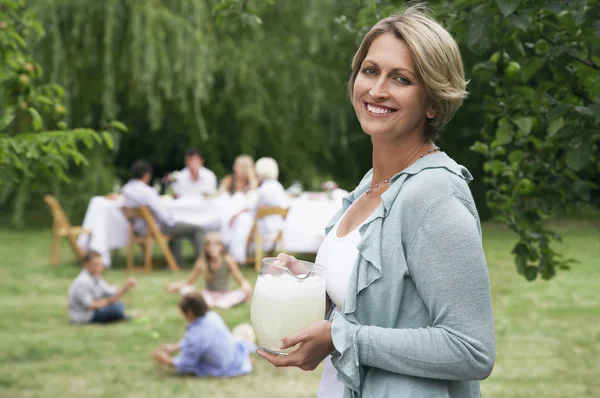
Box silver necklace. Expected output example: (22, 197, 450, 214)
(366, 146, 441, 194)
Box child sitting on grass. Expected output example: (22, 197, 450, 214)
(151, 292, 255, 377)
(68, 250, 138, 324)
(167, 232, 253, 309)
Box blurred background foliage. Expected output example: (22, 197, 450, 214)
(1, 0, 598, 279)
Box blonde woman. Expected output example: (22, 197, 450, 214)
(221, 157, 287, 263)
(258, 4, 495, 398)
(167, 232, 252, 309)
(218, 155, 259, 195)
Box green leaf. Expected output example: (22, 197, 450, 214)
(466, 15, 493, 54)
(513, 116, 534, 135)
(534, 39, 549, 55)
(109, 120, 128, 132)
(508, 150, 525, 164)
(565, 138, 593, 171)
(522, 57, 544, 83)
(557, 10, 577, 35)
(7, 31, 26, 48)
(102, 131, 114, 149)
(470, 141, 489, 155)
(548, 104, 570, 121)
(27, 108, 43, 131)
(33, 96, 54, 106)
(495, 0, 521, 17)
(524, 266, 538, 281)
(515, 255, 527, 274)
(484, 159, 505, 175)
(547, 117, 564, 135)
(512, 242, 529, 257)
(575, 106, 595, 118)
(508, 13, 529, 30)
(495, 124, 513, 145)
(0, 112, 16, 131)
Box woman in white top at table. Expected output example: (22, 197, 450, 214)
(218, 154, 259, 197)
(221, 157, 287, 264)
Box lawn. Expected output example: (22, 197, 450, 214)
(0, 220, 598, 398)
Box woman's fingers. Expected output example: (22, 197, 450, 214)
(280, 328, 308, 349)
(275, 252, 307, 275)
(256, 349, 297, 367)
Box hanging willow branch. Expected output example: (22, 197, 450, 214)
(31, 0, 215, 135)
(28, 0, 368, 192)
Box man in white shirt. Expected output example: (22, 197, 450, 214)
(172, 149, 217, 197)
(122, 159, 204, 265)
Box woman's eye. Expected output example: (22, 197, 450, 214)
(362, 67, 377, 75)
(396, 76, 411, 84)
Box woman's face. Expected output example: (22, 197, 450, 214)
(352, 33, 436, 140)
(205, 239, 222, 259)
(233, 159, 246, 178)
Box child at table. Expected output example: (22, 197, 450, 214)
(167, 232, 253, 309)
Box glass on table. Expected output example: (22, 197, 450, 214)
(250, 255, 326, 356)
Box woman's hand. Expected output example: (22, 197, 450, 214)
(257, 320, 334, 371)
(274, 253, 308, 276)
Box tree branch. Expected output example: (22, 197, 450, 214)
(565, 52, 600, 70)
(540, 33, 600, 70)
(241, 0, 249, 11)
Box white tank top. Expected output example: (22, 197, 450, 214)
(316, 198, 368, 398)
(315, 213, 362, 310)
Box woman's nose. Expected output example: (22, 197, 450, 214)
(369, 77, 389, 99)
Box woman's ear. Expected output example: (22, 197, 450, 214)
(426, 103, 437, 120)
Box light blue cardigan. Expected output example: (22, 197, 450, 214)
(327, 152, 495, 398)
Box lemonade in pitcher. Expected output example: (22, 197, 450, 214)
(250, 257, 326, 355)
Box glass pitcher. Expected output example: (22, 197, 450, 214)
(250, 257, 326, 356)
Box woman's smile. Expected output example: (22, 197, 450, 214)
(364, 102, 398, 117)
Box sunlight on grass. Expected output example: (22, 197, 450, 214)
(0, 220, 598, 397)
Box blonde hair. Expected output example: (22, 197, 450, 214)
(199, 231, 226, 279)
(234, 155, 257, 187)
(235, 155, 254, 175)
(349, 3, 468, 140)
(255, 157, 279, 181)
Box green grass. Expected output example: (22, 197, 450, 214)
(0, 220, 598, 397)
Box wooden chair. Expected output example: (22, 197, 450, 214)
(43, 195, 92, 266)
(121, 206, 179, 272)
(246, 206, 290, 272)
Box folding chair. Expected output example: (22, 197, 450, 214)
(121, 206, 180, 272)
(43, 195, 91, 266)
(246, 206, 290, 272)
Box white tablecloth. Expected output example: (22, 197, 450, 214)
(77, 194, 342, 266)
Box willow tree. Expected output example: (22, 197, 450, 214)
(29, 0, 370, 188)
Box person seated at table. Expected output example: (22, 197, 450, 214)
(68, 250, 138, 324)
(166, 232, 253, 309)
(221, 157, 287, 264)
(122, 159, 204, 265)
(218, 154, 259, 196)
(172, 148, 218, 197)
(151, 291, 256, 377)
